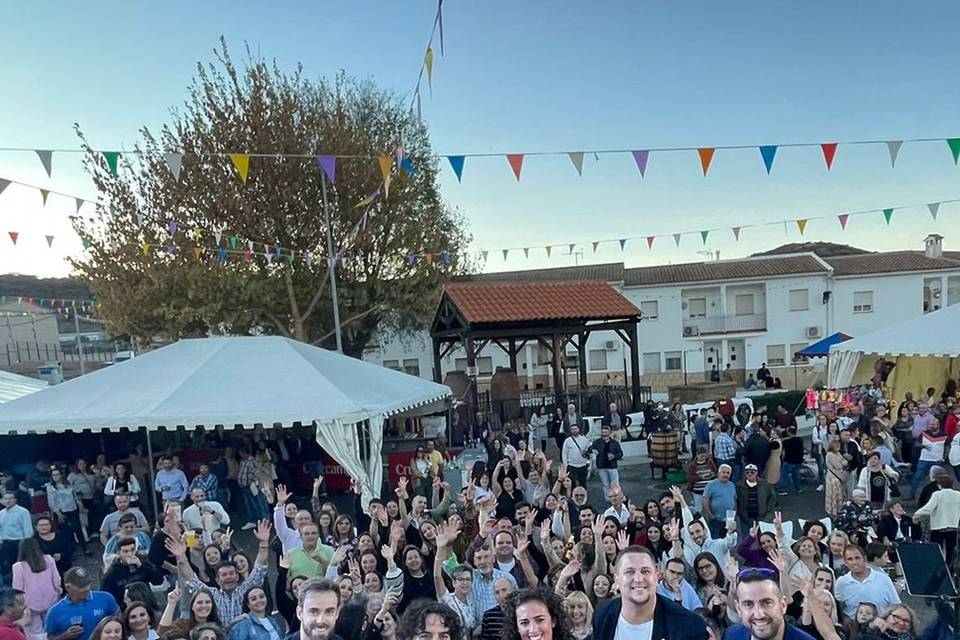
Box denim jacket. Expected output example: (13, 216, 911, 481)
(228, 613, 287, 640)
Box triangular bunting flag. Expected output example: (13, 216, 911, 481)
(400, 157, 415, 174)
(796, 219, 808, 235)
(141, 242, 150, 255)
(948, 139, 960, 165)
(229, 154, 250, 183)
(837, 214, 849, 230)
(568, 152, 585, 176)
(218, 248, 227, 262)
(193, 247, 203, 259)
(673, 233, 682, 247)
(697, 148, 715, 176)
(81, 236, 92, 249)
(646, 236, 655, 249)
(424, 254, 433, 265)
(632, 150, 649, 177)
(523, 248, 529, 259)
(424, 48, 434, 93)
(0, 179, 9, 197)
(700, 230, 710, 244)
(8, 232, 18, 246)
(39, 189, 49, 206)
(214, 230, 223, 245)
(592, 241, 600, 253)
(377, 156, 393, 183)
(821, 143, 838, 170)
(168, 220, 178, 236)
(243, 250, 252, 262)
(229, 236, 238, 250)
(447, 156, 465, 182)
(316, 155, 336, 183)
(759, 146, 777, 174)
(886, 141, 903, 168)
(101, 151, 120, 176)
(502, 249, 509, 261)
(883, 208, 894, 225)
(163, 152, 183, 180)
(928, 203, 941, 220)
(166, 244, 176, 254)
(568, 243, 576, 255)
(480, 250, 488, 262)
(247, 240, 254, 251)
(545, 245, 552, 257)
(732, 227, 742, 241)
(74, 198, 84, 214)
(506, 154, 524, 181)
(45, 235, 54, 248)
(407, 254, 417, 266)
(35, 150, 52, 177)
(441, 250, 450, 264)
(619, 239, 627, 251)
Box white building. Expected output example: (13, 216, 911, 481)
(363, 235, 960, 392)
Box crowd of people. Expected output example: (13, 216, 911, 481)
(0, 389, 955, 640)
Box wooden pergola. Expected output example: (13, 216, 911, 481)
(430, 281, 644, 411)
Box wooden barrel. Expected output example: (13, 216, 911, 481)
(649, 432, 680, 468)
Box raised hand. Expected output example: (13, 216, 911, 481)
(275, 484, 290, 505)
(773, 511, 783, 531)
(380, 544, 394, 561)
(591, 515, 605, 540)
(389, 521, 404, 544)
(330, 545, 349, 566)
(348, 556, 362, 583)
(560, 557, 582, 577)
(435, 522, 459, 548)
(768, 548, 786, 572)
(432, 475, 442, 489)
(539, 518, 551, 542)
(616, 530, 630, 551)
(254, 519, 272, 543)
(724, 555, 739, 580)
(516, 536, 530, 557)
(479, 516, 496, 538)
(397, 476, 409, 498)
(166, 586, 182, 605)
(164, 535, 187, 559)
(749, 521, 759, 539)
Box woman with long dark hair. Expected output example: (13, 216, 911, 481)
(503, 587, 574, 640)
(68, 458, 99, 539)
(104, 463, 141, 505)
(46, 466, 87, 553)
(12, 537, 60, 640)
(158, 588, 220, 635)
(33, 514, 73, 576)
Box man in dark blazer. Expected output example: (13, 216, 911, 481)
(593, 546, 708, 640)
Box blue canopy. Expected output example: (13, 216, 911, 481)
(795, 332, 853, 358)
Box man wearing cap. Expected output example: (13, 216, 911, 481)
(45, 567, 119, 640)
(735, 464, 777, 536)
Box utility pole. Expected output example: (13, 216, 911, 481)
(74, 309, 85, 375)
(320, 176, 344, 353)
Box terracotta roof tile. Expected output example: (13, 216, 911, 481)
(623, 255, 828, 286)
(443, 281, 640, 324)
(825, 252, 960, 276)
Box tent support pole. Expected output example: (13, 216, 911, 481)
(144, 427, 158, 518)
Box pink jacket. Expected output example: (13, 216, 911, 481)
(12, 555, 61, 611)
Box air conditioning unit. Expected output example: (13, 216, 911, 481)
(805, 326, 823, 339)
(683, 326, 700, 337)
(604, 340, 616, 350)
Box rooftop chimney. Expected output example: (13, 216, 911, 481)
(924, 234, 944, 259)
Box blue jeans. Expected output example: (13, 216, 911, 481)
(778, 463, 802, 493)
(242, 487, 270, 524)
(597, 468, 620, 496)
(914, 460, 938, 497)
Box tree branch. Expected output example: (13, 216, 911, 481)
(282, 267, 305, 340)
(311, 304, 383, 346)
(299, 261, 331, 324)
(257, 308, 293, 338)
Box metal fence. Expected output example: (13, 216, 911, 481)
(0, 341, 131, 367)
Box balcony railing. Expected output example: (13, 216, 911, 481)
(682, 312, 767, 336)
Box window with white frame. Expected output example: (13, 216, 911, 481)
(402, 359, 420, 376)
(588, 349, 607, 371)
(853, 291, 874, 313)
(766, 345, 786, 367)
(734, 294, 755, 316)
(789, 289, 809, 311)
(790, 343, 807, 364)
(454, 356, 494, 374)
(687, 297, 707, 318)
(643, 352, 661, 373)
(640, 300, 659, 320)
(383, 359, 401, 371)
(664, 351, 682, 371)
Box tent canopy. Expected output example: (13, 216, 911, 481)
(0, 336, 450, 504)
(0, 369, 48, 404)
(827, 305, 960, 389)
(795, 332, 853, 358)
(0, 336, 450, 433)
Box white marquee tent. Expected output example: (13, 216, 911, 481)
(0, 336, 451, 505)
(0, 369, 48, 403)
(828, 304, 960, 393)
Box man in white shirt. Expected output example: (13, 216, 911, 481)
(835, 544, 901, 618)
(562, 423, 592, 488)
(182, 488, 231, 537)
(603, 487, 630, 525)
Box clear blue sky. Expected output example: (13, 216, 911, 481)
(1, 1, 959, 276)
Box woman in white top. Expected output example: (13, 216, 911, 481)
(811, 414, 828, 491)
(528, 406, 550, 453)
(103, 463, 141, 504)
(785, 536, 823, 583)
(913, 473, 960, 566)
(948, 430, 960, 481)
